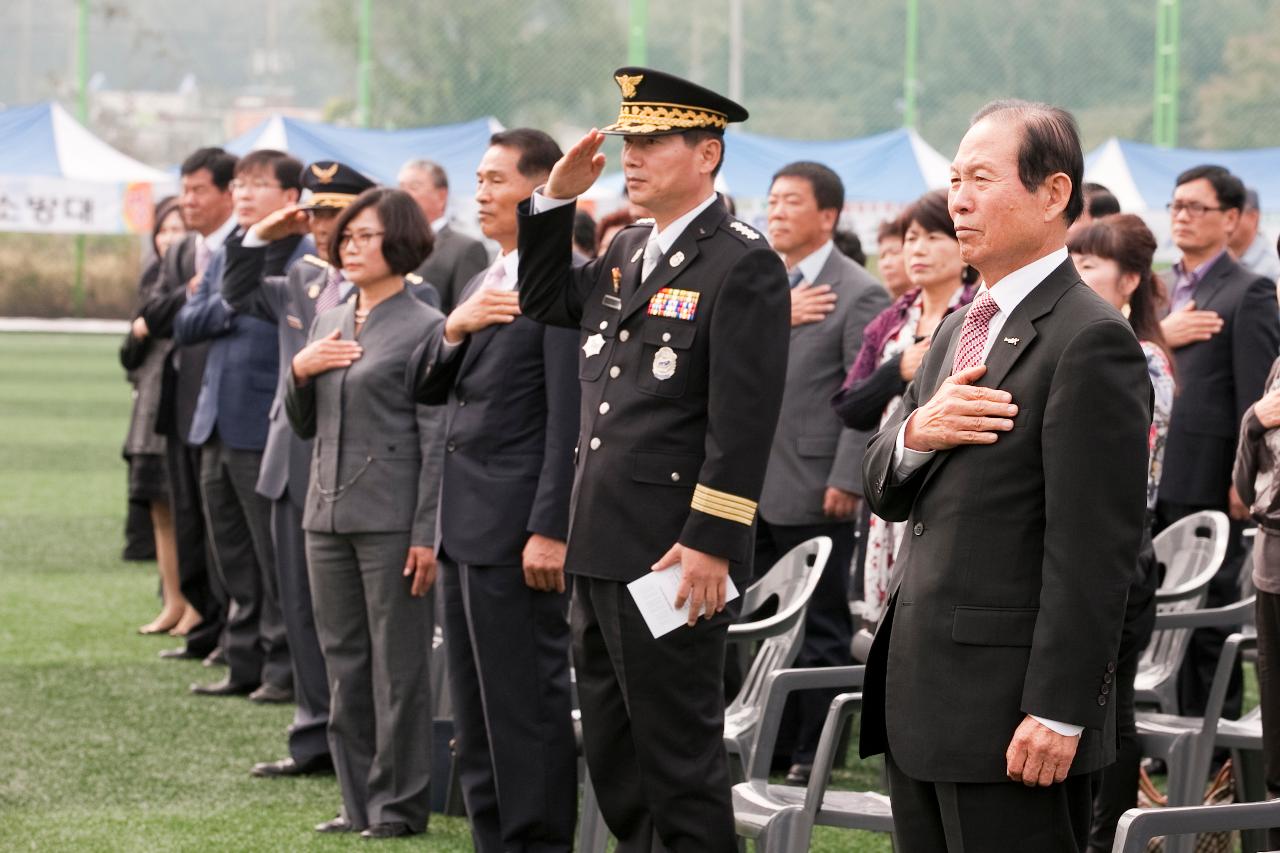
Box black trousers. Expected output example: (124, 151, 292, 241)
(887, 749, 1095, 853)
(123, 497, 156, 560)
(272, 495, 329, 765)
(199, 437, 290, 690)
(164, 439, 224, 656)
(753, 519, 856, 765)
(442, 557, 576, 853)
(573, 574, 737, 853)
(1087, 527, 1158, 853)
(1155, 499, 1245, 719)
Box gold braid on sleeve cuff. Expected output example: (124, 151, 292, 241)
(690, 484, 757, 526)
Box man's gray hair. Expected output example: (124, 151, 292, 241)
(398, 158, 448, 191)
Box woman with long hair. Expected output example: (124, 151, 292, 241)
(1068, 212, 1175, 853)
(832, 189, 977, 621)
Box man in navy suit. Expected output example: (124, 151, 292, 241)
(415, 129, 580, 853)
(175, 149, 309, 700)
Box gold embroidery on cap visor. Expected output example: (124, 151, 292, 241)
(690, 484, 757, 525)
(602, 102, 729, 135)
(305, 192, 359, 209)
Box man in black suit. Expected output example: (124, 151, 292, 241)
(517, 69, 790, 852)
(400, 158, 490, 313)
(415, 128, 579, 853)
(861, 100, 1151, 852)
(145, 147, 238, 663)
(1158, 165, 1280, 717)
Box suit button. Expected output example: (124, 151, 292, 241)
(609, 366, 621, 379)
(662, 332, 672, 342)
(1107, 662, 1116, 673)
(1097, 695, 1107, 706)
(913, 523, 924, 536)
(1103, 673, 1113, 684)
(589, 437, 601, 450)
(599, 402, 610, 414)
(458, 399, 467, 407)
(619, 330, 630, 342)
(670, 472, 681, 482)
(599, 321, 608, 330)
(446, 441, 456, 453)
(1101, 683, 1111, 695)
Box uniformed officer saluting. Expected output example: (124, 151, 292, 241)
(517, 68, 790, 852)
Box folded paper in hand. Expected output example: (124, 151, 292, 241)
(626, 564, 740, 639)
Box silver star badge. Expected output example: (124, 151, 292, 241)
(583, 333, 606, 358)
(669, 250, 685, 267)
(1003, 337, 1020, 346)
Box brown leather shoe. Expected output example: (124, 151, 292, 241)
(189, 678, 256, 697)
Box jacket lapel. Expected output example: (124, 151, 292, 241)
(1189, 253, 1234, 313)
(456, 268, 500, 375)
(620, 201, 725, 324)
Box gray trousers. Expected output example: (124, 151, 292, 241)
(199, 437, 290, 689)
(272, 495, 329, 765)
(441, 557, 576, 853)
(307, 529, 434, 832)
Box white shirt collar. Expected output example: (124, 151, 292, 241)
(979, 246, 1069, 318)
(200, 214, 237, 253)
(792, 240, 835, 284)
(650, 192, 720, 254)
(431, 215, 450, 236)
(500, 248, 519, 287)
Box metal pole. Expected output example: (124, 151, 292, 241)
(74, 0, 89, 315)
(357, 0, 372, 127)
(1168, 0, 1180, 147)
(728, 0, 742, 103)
(628, 0, 648, 65)
(903, 0, 919, 129)
(1153, 0, 1180, 147)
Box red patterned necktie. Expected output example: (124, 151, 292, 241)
(950, 290, 1001, 374)
(315, 266, 343, 314)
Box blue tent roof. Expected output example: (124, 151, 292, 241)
(225, 115, 502, 190)
(0, 101, 171, 182)
(1086, 138, 1280, 212)
(0, 103, 61, 176)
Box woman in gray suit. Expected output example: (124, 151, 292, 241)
(286, 188, 445, 840)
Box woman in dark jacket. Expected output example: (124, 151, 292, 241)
(287, 188, 445, 840)
(831, 189, 976, 621)
(124, 196, 196, 635)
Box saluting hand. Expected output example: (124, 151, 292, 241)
(291, 329, 363, 384)
(522, 534, 567, 593)
(653, 543, 729, 627)
(444, 289, 520, 344)
(545, 129, 607, 200)
(903, 364, 1017, 451)
(1006, 715, 1079, 787)
(252, 203, 311, 242)
(403, 545, 437, 596)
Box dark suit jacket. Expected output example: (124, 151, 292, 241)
(759, 248, 890, 525)
(859, 259, 1152, 783)
(415, 223, 490, 314)
(143, 233, 207, 442)
(517, 198, 790, 583)
(1159, 253, 1280, 507)
(173, 231, 308, 451)
(415, 267, 581, 566)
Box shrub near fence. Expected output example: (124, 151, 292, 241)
(0, 234, 143, 319)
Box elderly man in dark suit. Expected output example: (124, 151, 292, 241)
(400, 158, 491, 313)
(860, 100, 1151, 852)
(146, 147, 239, 664)
(757, 160, 889, 783)
(1158, 166, 1280, 718)
(415, 128, 580, 853)
(175, 149, 309, 700)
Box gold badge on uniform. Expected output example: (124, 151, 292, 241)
(652, 346, 678, 381)
(308, 283, 321, 299)
(611, 267, 621, 293)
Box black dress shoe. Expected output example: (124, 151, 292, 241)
(248, 683, 294, 704)
(361, 822, 416, 839)
(252, 756, 334, 778)
(784, 763, 813, 785)
(315, 816, 354, 834)
(158, 647, 202, 661)
(201, 648, 226, 668)
(190, 678, 256, 697)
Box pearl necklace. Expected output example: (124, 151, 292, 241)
(354, 307, 370, 324)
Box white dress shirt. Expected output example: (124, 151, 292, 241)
(431, 215, 451, 236)
(889, 246, 1081, 737)
(438, 249, 519, 357)
(789, 240, 835, 284)
(201, 214, 238, 254)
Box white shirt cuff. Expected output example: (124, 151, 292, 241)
(438, 335, 463, 359)
(242, 228, 268, 248)
(1031, 715, 1084, 737)
(891, 415, 935, 481)
(531, 187, 576, 213)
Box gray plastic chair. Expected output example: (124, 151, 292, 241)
(724, 536, 831, 778)
(1135, 510, 1231, 712)
(732, 666, 893, 852)
(1112, 799, 1280, 853)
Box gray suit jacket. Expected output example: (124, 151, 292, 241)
(286, 287, 447, 545)
(759, 250, 890, 525)
(415, 223, 490, 314)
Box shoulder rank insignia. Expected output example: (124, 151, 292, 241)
(633, 217, 656, 226)
(729, 221, 761, 240)
(405, 272, 423, 284)
(648, 287, 699, 321)
(302, 253, 330, 269)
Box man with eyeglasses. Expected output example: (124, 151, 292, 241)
(1158, 164, 1280, 719)
(175, 149, 310, 702)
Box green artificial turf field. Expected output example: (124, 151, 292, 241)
(0, 332, 891, 852)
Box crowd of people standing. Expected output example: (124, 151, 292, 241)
(115, 65, 1280, 853)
